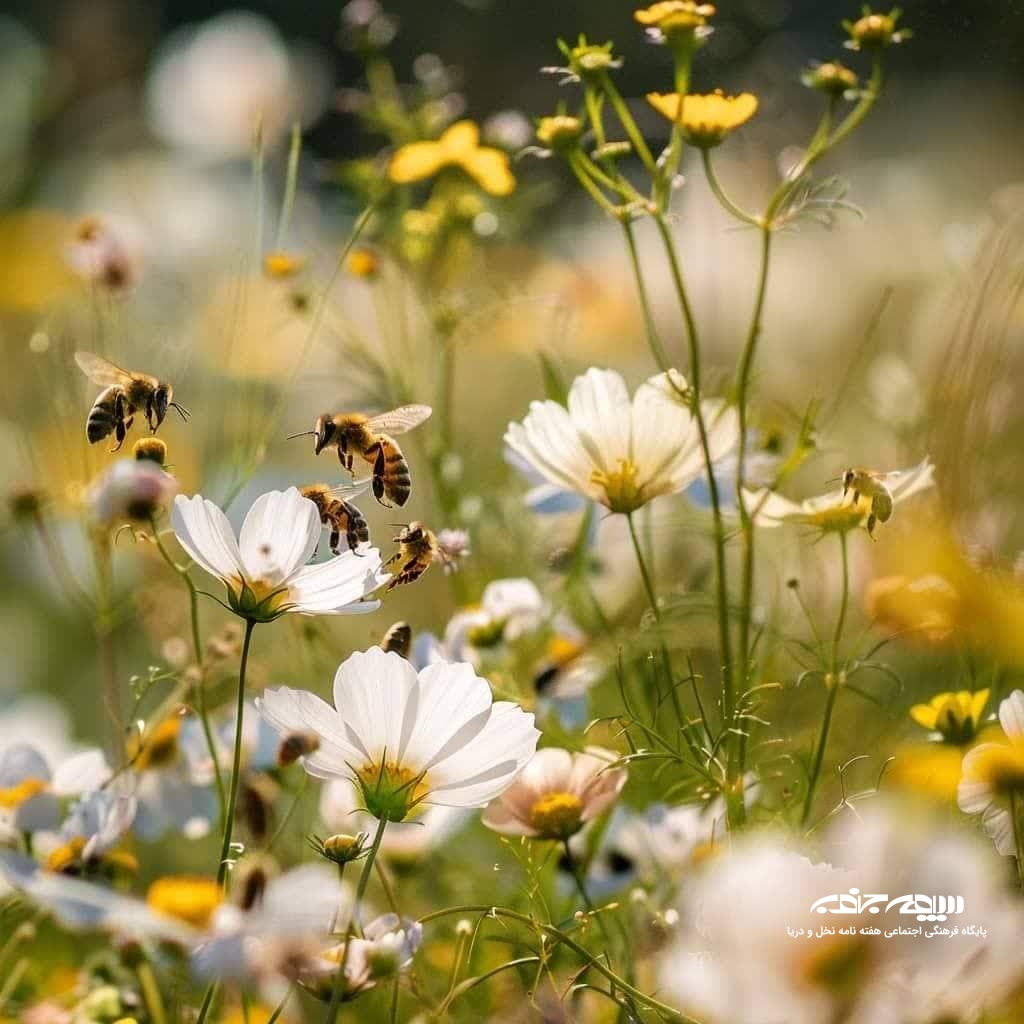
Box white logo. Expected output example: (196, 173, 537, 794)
(810, 888, 964, 922)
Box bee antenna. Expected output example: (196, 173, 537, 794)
(171, 402, 191, 422)
(823, 475, 842, 484)
(287, 431, 317, 440)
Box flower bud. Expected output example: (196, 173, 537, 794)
(88, 460, 177, 526)
(536, 115, 583, 152)
(802, 61, 859, 97)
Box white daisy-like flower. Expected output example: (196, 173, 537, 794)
(439, 577, 547, 665)
(257, 647, 539, 821)
(504, 367, 738, 515)
(482, 747, 627, 841)
(743, 457, 935, 534)
(958, 690, 1024, 856)
(172, 487, 387, 622)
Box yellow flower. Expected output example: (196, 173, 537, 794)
(634, 2, 716, 41)
(536, 115, 583, 151)
(909, 689, 989, 745)
(262, 250, 305, 279)
(146, 875, 222, 929)
(388, 121, 515, 196)
(346, 246, 380, 279)
(865, 573, 958, 645)
(646, 90, 758, 148)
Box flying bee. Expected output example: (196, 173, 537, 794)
(841, 468, 895, 538)
(275, 730, 321, 768)
(379, 621, 412, 658)
(75, 351, 190, 452)
(288, 405, 432, 507)
(384, 521, 448, 591)
(299, 479, 372, 555)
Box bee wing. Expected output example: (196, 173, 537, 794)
(325, 478, 373, 500)
(74, 351, 132, 388)
(365, 404, 432, 436)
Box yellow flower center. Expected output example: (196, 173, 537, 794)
(969, 743, 1024, 797)
(529, 791, 584, 839)
(0, 777, 47, 810)
(591, 458, 643, 514)
(45, 837, 86, 873)
(146, 876, 223, 929)
(262, 250, 305, 279)
(800, 935, 873, 999)
(227, 575, 292, 622)
(355, 761, 430, 823)
(130, 717, 181, 771)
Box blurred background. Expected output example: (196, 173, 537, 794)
(1, 0, 1024, 969)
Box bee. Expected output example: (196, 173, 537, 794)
(379, 621, 413, 658)
(300, 479, 372, 555)
(275, 730, 321, 768)
(288, 405, 432, 507)
(841, 468, 895, 537)
(385, 522, 443, 591)
(75, 351, 190, 452)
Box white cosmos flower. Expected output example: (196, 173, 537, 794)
(504, 368, 738, 514)
(743, 456, 935, 534)
(257, 647, 539, 821)
(958, 689, 1024, 856)
(172, 488, 387, 621)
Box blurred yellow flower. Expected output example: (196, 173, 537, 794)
(646, 90, 758, 147)
(536, 115, 583, 151)
(909, 689, 989, 745)
(146, 875, 222, 928)
(634, 2, 716, 35)
(262, 250, 306, 279)
(346, 245, 380, 278)
(0, 210, 77, 312)
(865, 573, 958, 644)
(388, 120, 516, 196)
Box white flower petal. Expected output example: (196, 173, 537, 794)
(239, 488, 320, 583)
(331, 648, 419, 764)
(567, 368, 632, 471)
(505, 403, 596, 498)
(998, 691, 1024, 741)
(287, 548, 386, 615)
(51, 749, 111, 797)
(172, 494, 244, 582)
(257, 687, 364, 774)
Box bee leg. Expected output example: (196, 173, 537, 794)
(383, 551, 401, 568)
(346, 526, 362, 555)
(110, 418, 127, 453)
(866, 512, 877, 538)
(329, 528, 341, 556)
(372, 443, 392, 508)
(145, 395, 155, 432)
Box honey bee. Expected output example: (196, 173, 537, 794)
(384, 522, 443, 591)
(841, 468, 895, 537)
(299, 479, 372, 555)
(275, 730, 321, 768)
(379, 621, 413, 658)
(288, 405, 432, 507)
(75, 351, 190, 452)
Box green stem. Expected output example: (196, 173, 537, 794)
(150, 521, 226, 818)
(274, 123, 302, 251)
(800, 532, 849, 827)
(266, 988, 292, 1024)
(137, 962, 167, 1024)
(418, 905, 697, 1023)
(701, 150, 760, 226)
(621, 220, 671, 374)
(598, 73, 657, 175)
(325, 816, 388, 1024)
(217, 619, 256, 886)
(1013, 793, 1024, 888)
(195, 982, 218, 1024)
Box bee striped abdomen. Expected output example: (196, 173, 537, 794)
(86, 385, 123, 444)
(380, 437, 412, 506)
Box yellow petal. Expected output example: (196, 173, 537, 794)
(460, 148, 516, 197)
(646, 92, 685, 123)
(388, 140, 447, 184)
(909, 704, 938, 730)
(439, 120, 481, 158)
(971, 688, 991, 722)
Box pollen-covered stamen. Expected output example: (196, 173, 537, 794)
(354, 753, 430, 823)
(591, 458, 643, 514)
(969, 744, 1024, 797)
(528, 791, 585, 840)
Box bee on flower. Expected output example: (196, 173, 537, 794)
(171, 487, 387, 622)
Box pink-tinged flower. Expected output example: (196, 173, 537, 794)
(482, 747, 627, 841)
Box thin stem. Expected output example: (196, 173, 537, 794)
(800, 533, 849, 827)
(627, 513, 660, 623)
(93, 533, 126, 769)
(598, 73, 657, 175)
(275, 123, 302, 251)
(701, 150, 760, 227)
(1013, 793, 1024, 888)
(150, 521, 226, 818)
(136, 962, 166, 1024)
(621, 220, 671, 374)
(266, 988, 292, 1024)
(195, 982, 218, 1024)
(217, 619, 256, 886)
(417, 905, 697, 1023)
